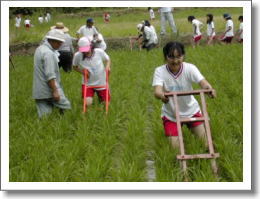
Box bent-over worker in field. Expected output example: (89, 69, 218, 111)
(152, 41, 216, 149)
(32, 29, 71, 118)
(73, 37, 111, 107)
(129, 23, 144, 51)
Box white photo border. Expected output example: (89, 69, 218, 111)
(1, 0, 251, 190)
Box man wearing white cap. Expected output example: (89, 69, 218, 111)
(73, 37, 111, 107)
(129, 23, 143, 51)
(33, 29, 71, 118)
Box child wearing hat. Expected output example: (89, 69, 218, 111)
(73, 37, 111, 106)
(50, 22, 75, 72)
(220, 13, 234, 44)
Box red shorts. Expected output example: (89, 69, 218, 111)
(25, 24, 30, 28)
(193, 35, 202, 42)
(208, 35, 217, 40)
(162, 111, 203, 137)
(221, 36, 233, 43)
(81, 85, 111, 102)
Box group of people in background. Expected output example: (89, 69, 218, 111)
(28, 7, 243, 119)
(187, 13, 243, 48)
(38, 12, 51, 24)
(15, 12, 51, 30)
(130, 19, 158, 51)
(29, 8, 244, 153)
(33, 17, 110, 118)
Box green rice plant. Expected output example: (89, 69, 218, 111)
(9, 43, 243, 182)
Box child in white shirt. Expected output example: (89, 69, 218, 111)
(24, 18, 31, 30)
(148, 7, 155, 21)
(188, 16, 203, 48)
(15, 15, 21, 28)
(152, 41, 216, 149)
(73, 37, 111, 106)
(38, 16, 44, 24)
(206, 13, 216, 45)
(236, 16, 243, 43)
(221, 13, 234, 44)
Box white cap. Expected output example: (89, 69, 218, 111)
(45, 29, 65, 42)
(137, 24, 143, 30)
(78, 37, 91, 52)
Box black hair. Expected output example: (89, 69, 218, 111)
(238, 15, 243, 21)
(206, 13, 214, 24)
(163, 42, 185, 60)
(188, 16, 195, 22)
(148, 7, 151, 11)
(144, 20, 150, 27)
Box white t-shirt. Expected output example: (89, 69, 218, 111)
(38, 17, 44, 24)
(192, 19, 203, 36)
(46, 13, 51, 21)
(239, 22, 243, 39)
(225, 19, 234, 37)
(94, 33, 107, 51)
(207, 21, 216, 37)
(45, 16, 49, 22)
(24, 19, 31, 25)
(149, 9, 155, 19)
(77, 25, 99, 39)
(73, 48, 110, 89)
(15, 17, 21, 27)
(144, 26, 158, 45)
(152, 62, 205, 122)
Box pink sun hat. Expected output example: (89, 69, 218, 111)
(78, 37, 91, 52)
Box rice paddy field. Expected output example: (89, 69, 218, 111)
(9, 7, 243, 182)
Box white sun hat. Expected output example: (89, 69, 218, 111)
(45, 29, 65, 42)
(137, 23, 143, 31)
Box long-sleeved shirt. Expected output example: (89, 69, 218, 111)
(33, 41, 62, 99)
(59, 33, 74, 53)
(143, 26, 158, 46)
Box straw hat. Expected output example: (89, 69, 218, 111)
(51, 22, 69, 33)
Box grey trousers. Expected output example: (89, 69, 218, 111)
(35, 95, 71, 118)
(160, 12, 177, 34)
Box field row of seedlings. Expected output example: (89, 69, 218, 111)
(9, 44, 243, 182)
